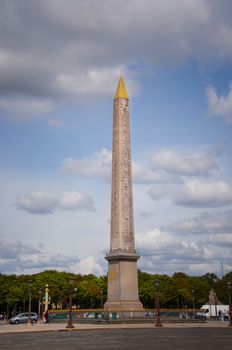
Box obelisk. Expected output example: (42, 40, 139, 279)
(104, 77, 143, 311)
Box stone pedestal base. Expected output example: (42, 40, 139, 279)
(104, 300, 143, 310)
(104, 251, 144, 313)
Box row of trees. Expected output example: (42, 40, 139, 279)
(0, 269, 231, 316)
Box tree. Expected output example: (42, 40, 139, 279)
(0, 269, 231, 315)
(215, 272, 232, 304)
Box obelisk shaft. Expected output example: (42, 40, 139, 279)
(110, 85, 135, 253)
(104, 78, 143, 311)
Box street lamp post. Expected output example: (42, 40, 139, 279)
(66, 279, 76, 329)
(100, 289, 103, 309)
(192, 286, 195, 319)
(192, 287, 195, 309)
(228, 282, 232, 327)
(154, 279, 163, 328)
(27, 280, 33, 326)
(44, 284, 49, 312)
(38, 289, 42, 321)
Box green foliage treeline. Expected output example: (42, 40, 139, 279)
(0, 269, 231, 316)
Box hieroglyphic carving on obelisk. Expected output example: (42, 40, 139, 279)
(104, 77, 143, 311)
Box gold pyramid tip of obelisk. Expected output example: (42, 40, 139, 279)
(114, 77, 129, 100)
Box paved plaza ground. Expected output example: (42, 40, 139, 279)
(0, 321, 232, 350)
(0, 327, 232, 350)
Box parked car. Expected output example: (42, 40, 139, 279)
(9, 312, 38, 324)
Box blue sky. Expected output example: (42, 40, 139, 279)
(0, 0, 232, 277)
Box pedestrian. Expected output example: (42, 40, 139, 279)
(223, 309, 228, 321)
(218, 310, 223, 321)
(43, 310, 49, 323)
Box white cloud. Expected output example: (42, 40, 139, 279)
(15, 191, 95, 214)
(43, 0, 219, 67)
(71, 256, 104, 276)
(186, 263, 221, 276)
(136, 228, 215, 262)
(171, 210, 232, 234)
(0, 239, 81, 274)
(62, 149, 171, 184)
(148, 184, 170, 201)
(15, 191, 58, 215)
(207, 84, 232, 124)
(151, 149, 218, 176)
(0, 239, 106, 275)
(0, 239, 40, 258)
(135, 227, 224, 276)
(0, 97, 53, 121)
(136, 228, 180, 253)
(59, 192, 95, 211)
(1, 1, 232, 109)
(209, 233, 232, 247)
(175, 179, 232, 207)
(56, 65, 139, 98)
(140, 256, 208, 276)
(62, 148, 111, 180)
(132, 162, 169, 184)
